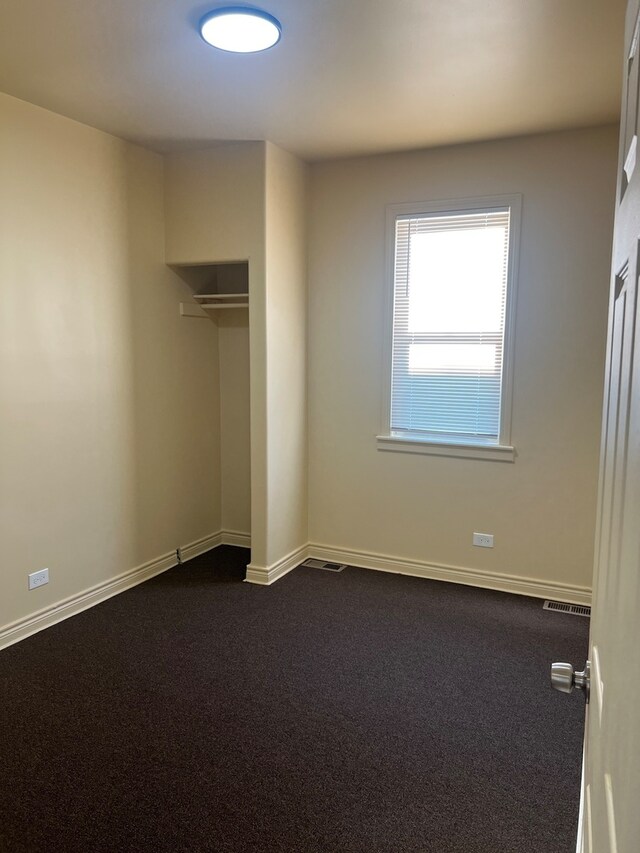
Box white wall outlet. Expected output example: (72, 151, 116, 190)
(473, 532, 494, 548)
(28, 568, 49, 590)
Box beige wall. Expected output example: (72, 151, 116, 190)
(307, 126, 618, 592)
(164, 142, 266, 266)
(262, 143, 309, 565)
(218, 314, 251, 535)
(0, 93, 221, 632)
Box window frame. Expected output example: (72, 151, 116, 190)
(377, 194, 522, 462)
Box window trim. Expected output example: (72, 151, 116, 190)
(377, 193, 522, 462)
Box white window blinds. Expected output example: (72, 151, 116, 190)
(390, 207, 511, 444)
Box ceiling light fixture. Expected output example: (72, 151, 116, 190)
(199, 7, 282, 53)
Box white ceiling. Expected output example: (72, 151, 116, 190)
(0, 0, 626, 161)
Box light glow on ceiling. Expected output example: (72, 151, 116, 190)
(199, 7, 282, 53)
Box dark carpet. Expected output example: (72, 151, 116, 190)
(0, 546, 588, 853)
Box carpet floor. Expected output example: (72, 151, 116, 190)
(0, 546, 589, 852)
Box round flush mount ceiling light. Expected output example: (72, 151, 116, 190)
(199, 7, 282, 53)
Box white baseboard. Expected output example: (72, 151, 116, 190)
(307, 542, 592, 605)
(221, 530, 251, 548)
(0, 529, 248, 651)
(241, 536, 591, 603)
(180, 531, 223, 562)
(179, 530, 251, 562)
(0, 551, 177, 651)
(245, 543, 308, 586)
(2, 530, 589, 651)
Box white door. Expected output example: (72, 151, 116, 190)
(564, 2, 640, 850)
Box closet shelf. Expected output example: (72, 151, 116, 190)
(193, 293, 249, 310)
(193, 293, 248, 300)
(171, 261, 249, 319)
(201, 302, 248, 311)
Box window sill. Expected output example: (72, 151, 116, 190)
(376, 434, 516, 462)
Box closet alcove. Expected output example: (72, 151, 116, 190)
(171, 260, 251, 552)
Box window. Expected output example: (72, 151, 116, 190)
(378, 196, 520, 461)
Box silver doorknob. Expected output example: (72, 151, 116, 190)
(551, 661, 590, 703)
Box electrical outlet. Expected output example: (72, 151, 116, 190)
(473, 532, 494, 548)
(28, 568, 49, 590)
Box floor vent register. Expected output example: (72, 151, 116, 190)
(302, 559, 347, 573)
(543, 600, 591, 617)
